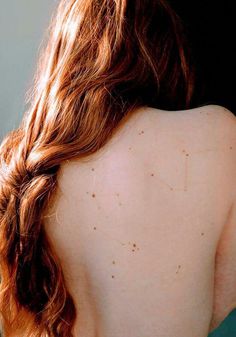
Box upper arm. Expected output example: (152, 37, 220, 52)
(208, 105, 236, 332)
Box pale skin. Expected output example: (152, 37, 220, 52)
(45, 104, 236, 337)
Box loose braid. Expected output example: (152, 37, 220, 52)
(0, 129, 77, 336)
(0, 0, 195, 335)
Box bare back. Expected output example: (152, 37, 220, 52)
(44, 105, 235, 337)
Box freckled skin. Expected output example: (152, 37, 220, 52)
(48, 105, 236, 337)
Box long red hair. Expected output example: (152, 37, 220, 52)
(0, 0, 195, 335)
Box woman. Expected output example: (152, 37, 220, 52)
(0, 0, 235, 336)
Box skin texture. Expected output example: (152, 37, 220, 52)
(45, 105, 236, 337)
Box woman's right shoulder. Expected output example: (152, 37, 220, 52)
(175, 104, 236, 200)
(148, 104, 236, 150)
(152, 103, 236, 127)
(190, 104, 236, 192)
(147, 103, 236, 209)
(152, 103, 236, 149)
(195, 104, 236, 130)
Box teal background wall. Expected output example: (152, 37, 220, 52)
(0, 1, 235, 336)
(209, 311, 236, 337)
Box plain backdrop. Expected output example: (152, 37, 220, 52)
(170, 0, 235, 114)
(0, 0, 57, 140)
(0, 1, 235, 336)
